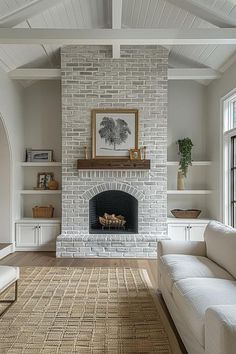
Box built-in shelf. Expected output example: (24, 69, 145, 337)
(167, 217, 211, 223)
(20, 190, 62, 195)
(16, 218, 61, 223)
(77, 159, 150, 170)
(167, 161, 211, 166)
(167, 190, 212, 195)
(21, 162, 62, 167)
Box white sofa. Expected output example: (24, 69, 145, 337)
(158, 220, 236, 354)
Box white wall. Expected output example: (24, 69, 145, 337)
(0, 68, 24, 243)
(168, 80, 207, 160)
(207, 61, 236, 221)
(24, 81, 61, 162)
(0, 118, 10, 242)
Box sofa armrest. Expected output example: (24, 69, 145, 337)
(157, 240, 206, 258)
(205, 305, 236, 354)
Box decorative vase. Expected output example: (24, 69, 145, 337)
(177, 170, 185, 190)
(48, 179, 59, 190)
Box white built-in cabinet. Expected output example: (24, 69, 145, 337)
(16, 219, 61, 251)
(16, 161, 62, 251)
(167, 219, 209, 241)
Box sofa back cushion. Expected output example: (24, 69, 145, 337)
(204, 221, 236, 279)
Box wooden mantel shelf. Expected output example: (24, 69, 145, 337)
(77, 159, 151, 170)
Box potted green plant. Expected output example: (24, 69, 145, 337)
(177, 137, 193, 190)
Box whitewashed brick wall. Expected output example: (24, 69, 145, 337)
(57, 45, 168, 258)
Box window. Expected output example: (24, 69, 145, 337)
(223, 91, 236, 226)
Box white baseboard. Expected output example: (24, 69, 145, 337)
(15, 247, 55, 252)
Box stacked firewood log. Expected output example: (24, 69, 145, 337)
(99, 213, 126, 228)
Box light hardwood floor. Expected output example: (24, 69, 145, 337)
(0, 252, 158, 288)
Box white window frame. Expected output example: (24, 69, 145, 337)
(221, 89, 236, 225)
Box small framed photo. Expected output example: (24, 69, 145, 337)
(37, 172, 54, 189)
(31, 149, 53, 162)
(92, 109, 139, 159)
(129, 148, 141, 160)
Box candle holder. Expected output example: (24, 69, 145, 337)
(84, 146, 88, 159)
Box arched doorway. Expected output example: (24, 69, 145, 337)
(0, 115, 11, 243)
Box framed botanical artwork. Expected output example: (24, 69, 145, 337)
(31, 149, 53, 162)
(91, 109, 139, 159)
(37, 172, 54, 189)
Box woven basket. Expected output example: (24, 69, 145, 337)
(32, 205, 54, 218)
(171, 209, 201, 219)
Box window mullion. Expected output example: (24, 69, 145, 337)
(231, 136, 236, 227)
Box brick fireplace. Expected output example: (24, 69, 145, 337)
(56, 45, 168, 258)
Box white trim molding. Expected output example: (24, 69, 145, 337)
(168, 68, 221, 80)
(8, 68, 61, 80)
(221, 88, 236, 225)
(9, 67, 220, 82)
(1, 28, 236, 45)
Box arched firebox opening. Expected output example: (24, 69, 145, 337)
(89, 190, 138, 234)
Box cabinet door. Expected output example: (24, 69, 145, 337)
(38, 224, 60, 249)
(168, 224, 188, 241)
(16, 224, 38, 247)
(189, 224, 206, 241)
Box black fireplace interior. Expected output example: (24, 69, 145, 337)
(89, 190, 138, 234)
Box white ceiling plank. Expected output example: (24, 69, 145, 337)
(219, 49, 236, 73)
(166, 0, 236, 27)
(168, 68, 221, 80)
(0, 28, 236, 45)
(8, 68, 61, 80)
(0, 0, 66, 28)
(112, 0, 122, 58)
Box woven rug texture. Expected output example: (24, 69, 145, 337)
(0, 267, 173, 354)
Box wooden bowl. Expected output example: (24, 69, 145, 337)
(171, 209, 201, 219)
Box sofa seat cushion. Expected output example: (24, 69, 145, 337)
(160, 254, 233, 294)
(0, 266, 19, 293)
(173, 278, 236, 347)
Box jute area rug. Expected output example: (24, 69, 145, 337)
(0, 267, 179, 354)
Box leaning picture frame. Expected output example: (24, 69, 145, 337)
(31, 149, 53, 162)
(37, 172, 54, 189)
(91, 109, 139, 159)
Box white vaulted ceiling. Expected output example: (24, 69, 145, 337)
(0, 0, 36, 18)
(0, 0, 236, 82)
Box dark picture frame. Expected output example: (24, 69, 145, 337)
(37, 172, 54, 189)
(31, 149, 53, 162)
